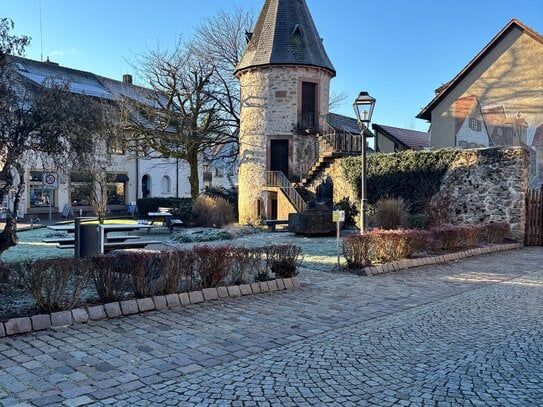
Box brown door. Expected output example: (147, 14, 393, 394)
(270, 140, 289, 177)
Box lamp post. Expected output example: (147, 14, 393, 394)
(353, 91, 376, 234)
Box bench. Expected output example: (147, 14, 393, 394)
(103, 241, 162, 251)
(261, 219, 289, 232)
(166, 218, 183, 232)
(46, 235, 140, 244)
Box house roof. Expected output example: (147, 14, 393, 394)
(235, 0, 335, 76)
(326, 113, 360, 134)
(9, 55, 158, 107)
(417, 19, 543, 121)
(372, 123, 430, 150)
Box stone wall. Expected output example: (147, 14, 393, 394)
(433, 147, 529, 241)
(309, 147, 529, 241)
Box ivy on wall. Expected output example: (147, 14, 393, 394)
(340, 149, 460, 212)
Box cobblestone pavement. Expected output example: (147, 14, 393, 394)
(1, 247, 543, 406)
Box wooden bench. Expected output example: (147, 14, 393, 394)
(261, 219, 289, 232)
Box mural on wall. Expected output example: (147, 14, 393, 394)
(454, 94, 543, 185)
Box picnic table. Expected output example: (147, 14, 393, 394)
(46, 222, 159, 257)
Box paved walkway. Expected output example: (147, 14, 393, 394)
(1, 247, 543, 406)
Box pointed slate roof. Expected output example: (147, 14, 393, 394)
(235, 0, 335, 76)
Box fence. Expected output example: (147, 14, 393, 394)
(525, 187, 543, 246)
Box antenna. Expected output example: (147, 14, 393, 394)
(39, 0, 44, 61)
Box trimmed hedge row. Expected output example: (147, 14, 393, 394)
(11, 244, 303, 313)
(343, 222, 510, 268)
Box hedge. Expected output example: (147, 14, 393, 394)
(136, 197, 192, 218)
(341, 149, 460, 212)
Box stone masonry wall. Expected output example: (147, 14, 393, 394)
(433, 147, 529, 241)
(237, 65, 332, 224)
(308, 147, 529, 241)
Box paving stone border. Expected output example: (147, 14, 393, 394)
(354, 243, 523, 276)
(0, 277, 301, 338)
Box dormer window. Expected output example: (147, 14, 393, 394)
(469, 118, 481, 132)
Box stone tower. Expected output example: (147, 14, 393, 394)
(235, 0, 336, 224)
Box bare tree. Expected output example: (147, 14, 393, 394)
(193, 6, 255, 163)
(0, 19, 102, 254)
(126, 39, 233, 200)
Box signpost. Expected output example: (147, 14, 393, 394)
(332, 210, 345, 270)
(42, 172, 58, 224)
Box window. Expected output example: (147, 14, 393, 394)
(29, 171, 55, 208)
(106, 173, 127, 205)
(469, 118, 481, 132)
(301, 82, 317, 129)
(107, 138, 126, 155)
(215, 168, 224, 178)
(161, 176, 171, 194)
(69, 172, 127, 206)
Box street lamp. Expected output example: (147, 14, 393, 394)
(353, 91, 376, 234)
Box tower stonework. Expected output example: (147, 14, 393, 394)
(236, 0, 335, 224)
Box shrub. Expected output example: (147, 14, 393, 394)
(192, 196, 235, 228)
(193, 245, 234, 288)
(86, 255, 130, 303)
(204, 186, 238, 218)
(266, 244, 303, 278)
(13, 258, 90, 312)
(430, 224, 464, 250)
(229, 247, 264, 285)
(483, 221, 510, 243)
(460, 224, 483, 248)
(334, 198, 359, 228)
(0, 261, 10, 285)
(374, 197, 410, 230)
(343, 235, 372, 268)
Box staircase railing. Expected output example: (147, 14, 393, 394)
(265, 171, 307, 213)
(299, 117, 362, 182)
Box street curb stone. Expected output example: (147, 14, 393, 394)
(31, 314, 52, 331)
(283, 278, 294, 289)
(120, 300, 139, 315)
(71, 309, 89, 324)
(137, 298, 155, 312)
(153, 296, 167, 310)
(250, 283, 261, 294)
(51, 311, 72, 328)
(268, 280, 279, 292)
(217, 287, 229, 298)
(179, 293, 190, 306)
(239, 284, 252, 295)
(259, 281, 269, 293)
(227, 285, 241, 297)
(202, 288, 219, 301)
(165, 294, 180, 308)
(87, 305, 107, 320)
(189, 291, 204, 304)
(0, 323, 5, 337)
(104, 302, 122, 318)
(5, 317, 32, 335)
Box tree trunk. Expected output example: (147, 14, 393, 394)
(0, 216, 17, 256)
(188, 150, 200, 200)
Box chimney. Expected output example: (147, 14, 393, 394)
(122, 74, 133, 84)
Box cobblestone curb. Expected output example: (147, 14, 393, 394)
(0, 277, 301, 338)
(356, 243, 523, 276)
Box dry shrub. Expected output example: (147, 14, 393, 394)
(265, 245, 303, 278)
(374, 197, 410, 230)
(116, 252, 164, 298)
(483, 221, 510, 243)
(0, 261, 10, 285)
(192, 196, 235, 228)
(86, 255, 130, 303)
(193, 245, 234, 288)
(160, 249, 197, 294)
(343, 235, 372, 268)
(461, 224, 483, 248)
(425, 197, 450, 227)
(14, 258, 90, 312)
(430, 224, 464, 250)
(230, 247, 264, 285)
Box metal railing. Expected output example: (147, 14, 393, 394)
(265, 171, 307, 213)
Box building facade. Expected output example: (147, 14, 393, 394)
(417, 19, 543, 185)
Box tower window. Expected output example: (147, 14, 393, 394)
(301, 82, 317, 129)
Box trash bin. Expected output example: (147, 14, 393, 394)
(74, 217, 100, 258)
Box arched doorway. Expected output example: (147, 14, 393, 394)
(142, 175, 151, 198)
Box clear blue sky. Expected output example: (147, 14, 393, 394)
(2, 0, 542, 131)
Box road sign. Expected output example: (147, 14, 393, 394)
(43, 172, 59, 189)
(332, 210, 345, 222)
